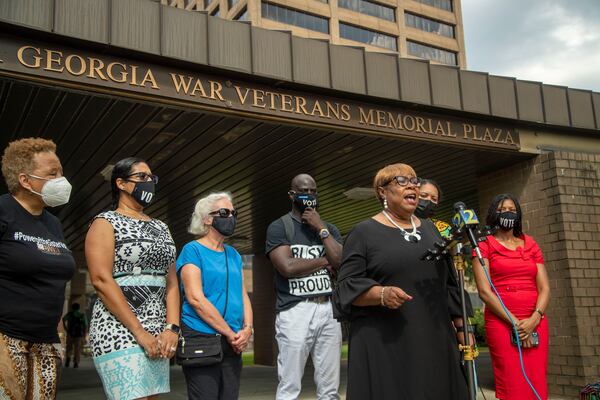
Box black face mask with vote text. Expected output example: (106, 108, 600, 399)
(293, 193, 318, 213)
(130, 181, 155, 207)
(497, 211, 518, 230)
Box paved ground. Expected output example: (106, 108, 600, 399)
(57, 354, 499, 399)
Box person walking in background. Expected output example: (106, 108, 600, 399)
(0, 138, 76, 399)
(265, 174, 343, 400)
(334, 163, 469, 400)
(62, 302, 88, 368)
(473, 194, 550, 400)
(177, 192, 253, 400)
(86, 157, 180, 400)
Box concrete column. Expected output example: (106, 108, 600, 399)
(252, 253, 278, 366)
(478, 151, 600, 398)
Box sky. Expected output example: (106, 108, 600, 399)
(461, 0, 600, 92)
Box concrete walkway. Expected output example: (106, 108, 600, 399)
(57, 354, 500, 399)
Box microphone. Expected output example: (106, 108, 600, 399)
(452, 202, 485, 264)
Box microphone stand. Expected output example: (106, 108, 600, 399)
(421, 227, 490, 400)
(452, 241, 478, 400)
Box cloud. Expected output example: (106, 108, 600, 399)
(462, 0, 600, 91)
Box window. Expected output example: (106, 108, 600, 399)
(338, 0, 395, 22)
(405, 12, 454, 38)
(406, 40, 456, 65)
(414, 0, 452, 12)
(339, 23, 397, 50)
(234, 7, 249, 20)
(228, 0, 239, 9)
(261, 2, 329, 33)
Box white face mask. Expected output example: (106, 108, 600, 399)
(28, 175, 72, 207)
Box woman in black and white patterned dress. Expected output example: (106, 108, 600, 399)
(86, 157, 180, 400)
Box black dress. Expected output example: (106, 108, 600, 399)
(335, 217, 468, 400)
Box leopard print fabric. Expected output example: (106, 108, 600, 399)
(88, 211, 176, 358)
(0, 332, 61, 400)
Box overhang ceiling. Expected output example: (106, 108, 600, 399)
(0, 77, 532, 256)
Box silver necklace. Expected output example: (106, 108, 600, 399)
(382, 210, 421, 243)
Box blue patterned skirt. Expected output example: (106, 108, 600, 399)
(93, 346, 169, 400)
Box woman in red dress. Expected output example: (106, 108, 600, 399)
(473, 194, 550, 400)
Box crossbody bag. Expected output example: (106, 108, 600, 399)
(177, 248, 229, 367)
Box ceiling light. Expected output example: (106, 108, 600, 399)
(100, 164, 114, 181)
(343, 187, 374, 200)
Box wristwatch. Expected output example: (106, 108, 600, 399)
(319, 228, 330, 239)
(165, 323, 181, 335)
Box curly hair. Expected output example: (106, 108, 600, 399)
(1, 138, 57, 194)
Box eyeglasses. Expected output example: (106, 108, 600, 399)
(209, 208, 238, 218)
(290, 189, 318, 195)
(387, 176, 421, 187)
(126, 172, 159, 184)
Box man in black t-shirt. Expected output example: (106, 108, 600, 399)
(265, 174, 343, 400)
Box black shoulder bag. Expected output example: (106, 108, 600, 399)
(177, 249, 229, 367)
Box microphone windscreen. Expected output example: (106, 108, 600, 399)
(453, 201, 466, 211)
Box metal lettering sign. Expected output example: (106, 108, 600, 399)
(0, 35, 520, 151)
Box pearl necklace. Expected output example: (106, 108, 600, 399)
(382, 210, 421, 243)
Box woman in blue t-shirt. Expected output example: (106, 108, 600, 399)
(177, 192, 253, 400)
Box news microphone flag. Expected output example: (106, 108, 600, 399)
(451, 202, 479, 229)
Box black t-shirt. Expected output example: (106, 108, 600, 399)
(0, 194, 76, 343)
(265, 212, 342, 311)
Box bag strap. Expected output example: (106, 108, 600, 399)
(281, 213, 295, 244)
(222, 248, 229, 318)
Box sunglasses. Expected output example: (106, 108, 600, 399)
(209, 208, 238, 218)
(126, 172, 159, 184)
(387, 176, 421, 187)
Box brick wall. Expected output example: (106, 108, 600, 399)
(478, 151, 600, 398)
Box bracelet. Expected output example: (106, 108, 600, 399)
(535, 308, 545, 319)
(380, 287, 386, 307)
(243, 324, 254, 335)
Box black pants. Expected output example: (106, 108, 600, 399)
(182, 335, 242, 400)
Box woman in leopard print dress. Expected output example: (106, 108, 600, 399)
(86, 158, 180, 400)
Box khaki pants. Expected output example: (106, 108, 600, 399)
(66, 336, 83, 365)
(0, 331, 61, 400)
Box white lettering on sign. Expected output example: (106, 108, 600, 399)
(141, 191, 153, 203)
(288, 244, 332, 296)
(290, 244, 325, 259)
(289, 268, 332, 296)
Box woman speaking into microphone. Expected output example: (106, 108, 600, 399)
(334, 163, 469, 400)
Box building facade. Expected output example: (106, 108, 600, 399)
(163, 0, 466, 67)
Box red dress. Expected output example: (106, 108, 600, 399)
(477, 235, 548, 400)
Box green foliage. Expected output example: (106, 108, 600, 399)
(471, 308, 487, 346)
